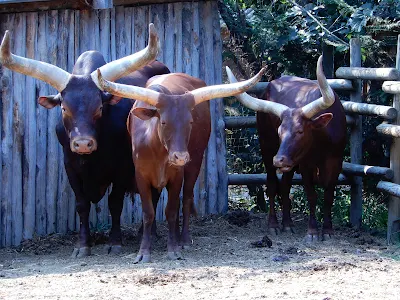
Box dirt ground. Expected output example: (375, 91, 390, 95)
(0, 211, 399, 300)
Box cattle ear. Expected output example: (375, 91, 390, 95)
(38, 94, 61, 109)
(102, 92, 123, 105)
(133, 107, 159, 120)
(311, 113, 333, 129)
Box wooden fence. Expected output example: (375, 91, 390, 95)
(226, 36, 400, 243)
(0, 0, 226, 247)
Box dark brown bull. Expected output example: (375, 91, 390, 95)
(98, 68, 265, 262)
(227, 56, 346, 241)
(0, 25, 170, 257)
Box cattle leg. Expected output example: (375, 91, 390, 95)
(134, 176, 154, 264)
(280, 170, 295, 233)
(322, 185, 335, 240)
(138, 187, 160, 238)
(302, 170, 319, 242)
(166, 177, 184, 260)
(266, 167, 280, 234)
(106, 185, 125, 255)
(72, 199, 92, 258)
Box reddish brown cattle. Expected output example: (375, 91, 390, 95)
(0, 25, 169, 257)
(227, 56, 346, 241)
(98, 68, 265, 262)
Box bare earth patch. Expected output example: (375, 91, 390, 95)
(0, 212, 399, 300)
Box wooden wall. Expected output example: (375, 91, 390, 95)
(0, 0, 227, 247)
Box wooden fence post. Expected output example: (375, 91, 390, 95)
(349, 38, 363, 228)
(388, 35, 400, 243)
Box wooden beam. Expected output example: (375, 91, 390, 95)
(349, 38, 363, 229)
(387, 34, 400, 244)
(382, 81, 400, 94)
(227, 173, 350, 185)
(341, 101, 397, 120)
(342, 162, 393, 180)
(247, 79, 354, 94)
(376, 123, 400, 138)
(0, 0, 89, 13)
(93, 0, 113, 9)
(336, 67, 400, 81)
(377, 181, 400, 198)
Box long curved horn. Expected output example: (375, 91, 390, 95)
(1, 30, 71, 92)
(226, 66, 288, 118)
(91, 23, 160, 89)
(97, 69, 160, 106)
(301, 55, 336, 119)
(191, 67, 266, 105)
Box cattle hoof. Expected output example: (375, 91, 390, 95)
(322, 233, 333, 241)
(269, 227, 280, 235)
(305, 234, 319, 243)
(133, 254, 151, 264)
(168, 251, 184, 260)
(71, 247, 91, 258)
(282, 226, 295, 234)
(182, 244, 191, 250)
(106, 245, 122, 255)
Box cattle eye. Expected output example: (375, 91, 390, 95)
(161, 121, 166, 125)
(61, 106, 67, 113)
(99, 106, 103, 111)
(297, 130, 304, 135)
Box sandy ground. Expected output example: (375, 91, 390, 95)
(0, 212, 399, 300)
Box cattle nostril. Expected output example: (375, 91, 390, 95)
(73, 141, 80, 149)
(87, 140, 93, 148)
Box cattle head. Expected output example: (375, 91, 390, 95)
(97, 68, 266, 167)
(226, 56, 336, 172)
(0, 24, 160, 154)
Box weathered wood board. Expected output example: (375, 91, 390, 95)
(0, 1, 224, 247)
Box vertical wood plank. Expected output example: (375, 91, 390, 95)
(201, 1, 218, 214)
(388, 35, 400, 243)
(181, 2, 192, 76)
(164, 4, 174, 72)
(45, 10, 59, 234)
(98, 8, 111, 227)
(23, 12, 38, 240)
(56, 9, 72, 234)
(173, 2, 182, 73)
(0, 15, 4, 246)
(191, 1, 206, 216)
(11, 12, 26, 245)
(212, 1, 228, 214)
(148, 3, 165, 63)
(349, 38, 363, 229)
(35, 11, 49, 236)
(67, 10, 77, 232)
(1, 14, 15, 246)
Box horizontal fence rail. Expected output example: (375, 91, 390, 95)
(377, 181, 400, 198)
(336, 67, 400, 81)
(376, 123, 400, 138)
(247, 79, 354, 94)
(342, 162, 393, 180)
(382, 81, 400, 94)
(228, 173, 350, 185)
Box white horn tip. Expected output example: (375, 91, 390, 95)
(149, 23, 156, 36)
(1, 30, 10, 47)
(225, 66, 237, 83)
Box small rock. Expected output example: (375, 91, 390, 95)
(266, 279, 273, 283)
(100, 279, 107, 283)
(284, 246, 298, 255)
(81, 263, 87, 267)
(272, 255, 289, 262)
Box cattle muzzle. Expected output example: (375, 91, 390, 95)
(70, 137, 98, 154)
(169, 151, 190, 167)
(273, 155, 294, 172)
